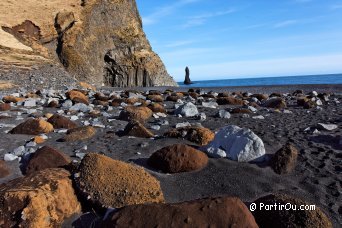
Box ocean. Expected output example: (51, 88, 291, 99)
(178, 74, 342, 87)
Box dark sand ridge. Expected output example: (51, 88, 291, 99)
(0, 84, 341, 226)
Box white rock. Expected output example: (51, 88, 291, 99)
(201, 125, 266, 162)
(242, 114, 250, 118)
(196, 112, 207, 121)
(283, 110, 292, 114)
(202, 101, 218, 109)
(13, 146, 25, 156)
(217, 110, 231, 119)
(176, 122, 191, 128)
(57, 110, 64, 114)
(57, 129, 68, 133)
(69, 103, 93, 113)
(247, 106, 258, 113)
(25, 141, 37, 147)
(157, 120, 169, 126)
(150, 125, 161, 130)
(4, 153, 19, 161)
(62, 100, 73, 108)
(316, 99, 323, 106)
(70, 115, 79, 121)
(174, 102, 199, 117)
(24, 99, 37, 107)
(252, 115, 265, 120)
(156, 112, 167, 118)
(75, 152, 86, 159)
(317, 123, 338, 131)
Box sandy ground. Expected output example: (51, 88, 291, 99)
(0, 84, 341, 227)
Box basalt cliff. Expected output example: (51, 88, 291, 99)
(0, 0, 178, 87)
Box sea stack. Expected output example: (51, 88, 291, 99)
(184, 66, 192, 85)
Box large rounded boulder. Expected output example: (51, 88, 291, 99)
(75, 153, 164, 208)
(252, 194, 332, 228)
(148, 144, 208, 173)
(99, 197, 258, 228)
(10, 118, 54, 135)
(0, 168, 81, 227)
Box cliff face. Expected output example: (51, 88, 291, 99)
(0, 0, 177, 87)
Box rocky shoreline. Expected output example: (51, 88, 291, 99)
(0, 83, 341, 227)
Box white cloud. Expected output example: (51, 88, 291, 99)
(168, 54, 342, 81)
(182, 9, 236, 28)
(141, 0, 201, 25)
(274, 20, 298, 28)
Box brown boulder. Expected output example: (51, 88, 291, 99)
(33, 135, 46, 144)
(100, 197, 258, 228)
(93, 99, 109, 106)
(147, 95, 164, 102)
(165, 126, 215, 146)
(10, 118, 54, 135)
(148, 144, 208, 173)
(75, 153, 164, 208)
(47, 114, 78, 129)
(48, 100, 59, 108)
(218, 92, 229, 97)
(297, 97, 316, 109)
(2, 95, 25, 103)
(0, 160, 10, 178)
(231, 108, 252, 114)
(123, 121, 154, 138)
(217, 96, 245, 105)
(0, 168, 81, 228)
(66, 90, 89, 105)
(25, 146, 71, 175)
(148, 103, 166, 113)
(119, 106, 153, 122)
(252, 194, 332, 228)
(94, 92, 109, 101)
(0, 103, 10, 111)
(263, 98, 287, 109)
(271, 143, 298, 174)
(251, 94, 269, 101)
(60, 126, 97, 142)
(166, 95, 179, 102)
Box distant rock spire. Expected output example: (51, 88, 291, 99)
(184, 66, 192, 85)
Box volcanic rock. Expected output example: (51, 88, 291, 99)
(165, 126, 215, 146)
(252, 194, 332, 228)
(0, 168, 81, 228)
(66, 90, 89, 105)
(148, 144, 208, 173)
(2, 95, 25, 103)
(100, 197, 258, 228)
(217, 97, 245, 105)
(271, 143, 298, 174)
(147, 95, 164, 102)
(147, 103, 166, 113)
(75, 153, 164, 208)
(60, 126, 96, 142)
(123, 121, 154, 138)
(47, 114, 78, 129)
(0, 103, 10, 111)
(201, 125, 265, 162)
(316, 123, 338, 131)
(10, 118, 54, 135)
(184, 66, 192, 85)
(263, 97, 287, 109)
(25, 146, 71, 175)
(0, 160, 10, 178)
(119, 106, 153, 122)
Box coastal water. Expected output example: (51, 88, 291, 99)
(178, 74, 342, 87)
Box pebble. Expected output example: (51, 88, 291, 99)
(202, 101, 218, 109)
(4, 153, 19, 161)
(13, 146, 25, 156)
(176, 122, 191, 128)
(252, 115, 265, 120)
(69, 103, 93, 113)
(70, 115, 79, 121)
(217, 110, 231, 119)
(150, 125, 161, 130)
(196, 112, 207, 121)
(25, 141, 37, 147)
(157, 120, 169, 126)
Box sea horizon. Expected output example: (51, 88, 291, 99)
(178, 73, 342, 87)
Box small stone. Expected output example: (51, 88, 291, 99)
(217, 110, 231, 119)
(4, 154, 19, 161)
(202, 101, 218, 109)
(176, 122, 191, 128)
(13, 146, 25, 156)
(69, 103, 92, 113)
(252, 115, 265, 120)
(196, 112, 207, 121)
(62, 100, 73, 108)
(150, 125, 161, 131)
(24, 99, 37, 107)
(316, 123, 338, 131)
(25, 141, 37, 147)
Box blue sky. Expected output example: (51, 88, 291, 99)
(136, 0, 342, 81)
